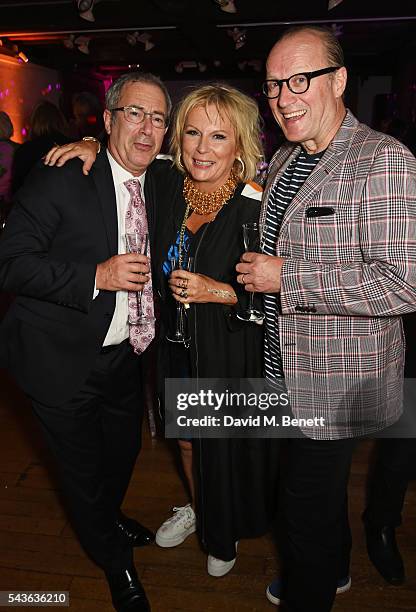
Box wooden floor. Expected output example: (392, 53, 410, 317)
(0, 369, 415, 612)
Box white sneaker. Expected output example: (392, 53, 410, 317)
(207, 542, 238, 577)
(155, 503, 196, 548)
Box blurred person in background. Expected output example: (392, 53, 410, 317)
(0, 111, 19, 225)
(70, 91, 104, 139)
(12, 101, 70, 192)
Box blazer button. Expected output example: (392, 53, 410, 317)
(295, 305, 303, 312)
(309, 306, 317, 313)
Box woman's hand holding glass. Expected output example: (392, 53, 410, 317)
(169, 272, 237, 305)
(166, 257, 193, 344)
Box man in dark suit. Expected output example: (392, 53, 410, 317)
(0, 72, 171, 612)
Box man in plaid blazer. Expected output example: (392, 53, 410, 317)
(237, 25, 416, 612)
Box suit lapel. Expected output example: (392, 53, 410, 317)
(144, 168, 155, 242)
(277, 110, 359, 234)
(260, 144, 299, 227)
(91, 151, 118, 255)
(278, 147, 344, 232)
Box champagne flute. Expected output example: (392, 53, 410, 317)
(166, 255, 193, 344)
(237, 222, 267, 322)
(125, 231, 152, 325)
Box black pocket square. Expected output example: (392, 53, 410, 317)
(306, 206, 335, 218)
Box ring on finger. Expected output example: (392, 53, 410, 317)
(241, 273, 246, 284)
(180, 288, 188, 298)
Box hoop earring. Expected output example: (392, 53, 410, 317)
(177, 153, 185, 172)
(236, 156, 245, 177)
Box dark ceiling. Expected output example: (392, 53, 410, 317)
(0, 0, 415, 78)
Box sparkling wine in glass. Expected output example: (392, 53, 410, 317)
(166, 256, 193, 345)
(237, 222, 267, 322)
(125, 232, 153, 325)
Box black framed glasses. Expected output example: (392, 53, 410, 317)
(111, 105, 168, 128)
(262, 66, 341, 99)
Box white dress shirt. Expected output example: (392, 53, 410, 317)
(101, 150, 147, 346)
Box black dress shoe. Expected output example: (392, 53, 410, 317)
(105, 566, 150, 612)
(116, 514, 155, 547)
(365, 525, 405, 585)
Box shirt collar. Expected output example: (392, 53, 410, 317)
(106, 149, 146, 195)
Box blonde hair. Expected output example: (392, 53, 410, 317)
(170, 83, 263, 182)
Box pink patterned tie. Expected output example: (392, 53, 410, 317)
(124, 178, 155, 354)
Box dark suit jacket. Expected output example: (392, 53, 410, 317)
(0, 150, 166, 406)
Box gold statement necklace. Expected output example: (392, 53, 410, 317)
(183, 170, 239, 215)
(178, 170, 239, 268)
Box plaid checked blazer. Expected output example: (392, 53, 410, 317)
(260, 110, 416, 440)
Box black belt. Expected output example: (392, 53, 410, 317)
(100, 339, 129, 354)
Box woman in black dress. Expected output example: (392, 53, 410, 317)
(153, 84, 278, 576)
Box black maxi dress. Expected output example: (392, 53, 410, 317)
(153, 164, 279, 562)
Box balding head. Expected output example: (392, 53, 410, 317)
(270, 25, 344, 70)
(265, 26, 347, 153)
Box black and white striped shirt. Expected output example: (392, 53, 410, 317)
(263, 148, 323, 385)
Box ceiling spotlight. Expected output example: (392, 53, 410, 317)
(227, 27, 246, 50)
(175, 61, 207, 74)
(214, 0, 237, 13)
(331, 23, 343, 37)
(328, 0, 344, 8)
(74, 36, 90, 54)
(63, 34, 75, 49)
(75, 0, 101, 22)
(136, 33, 155, 52)
(126, 32, 138, 45)
(77, 0, 93, 10)
(126, 31, 155, 51)
(63, 34, 90, 55)
(17, 51, 29, 63)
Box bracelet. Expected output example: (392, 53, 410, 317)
(207, 287, 236, 300)
(82, 136, 101, 154)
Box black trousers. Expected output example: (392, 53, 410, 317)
(363, 438, 416, 528)
(31, 340, 143, 573)
(279, 436, 356, 612)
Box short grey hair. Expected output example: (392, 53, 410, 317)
(105, 72, 172, 121)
